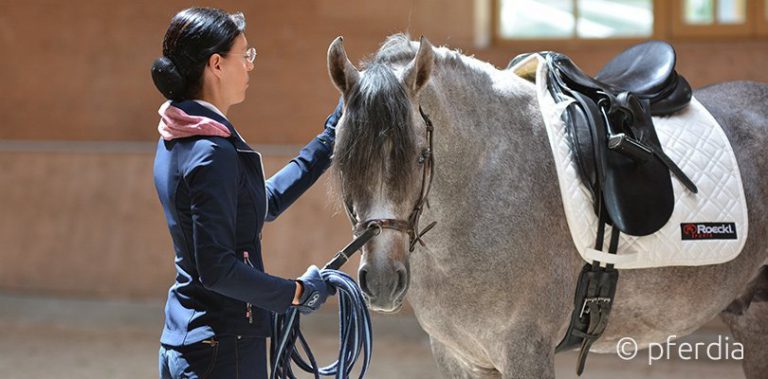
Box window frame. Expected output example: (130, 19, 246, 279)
(491, 0, 768, 47)
(758, 0, 768, 36)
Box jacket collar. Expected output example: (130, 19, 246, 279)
(170, 100, 254, 152)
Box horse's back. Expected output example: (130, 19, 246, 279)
(695, 80, 768, 209)
(695, 80, 768, 131)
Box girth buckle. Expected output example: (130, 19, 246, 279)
(579, 297, 612, 318)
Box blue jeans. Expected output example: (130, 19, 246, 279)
(159, 336, 267, 379)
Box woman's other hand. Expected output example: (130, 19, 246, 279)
(292, 265, 335, 314)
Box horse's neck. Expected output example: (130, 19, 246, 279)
(426, 60, 538, 134)
(417, 60, 546, 256)
(422, 60, 540, 161)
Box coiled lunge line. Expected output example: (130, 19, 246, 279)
(270, 225, 380, 379)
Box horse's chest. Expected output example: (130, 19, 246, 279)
(408, 257, 498, 352)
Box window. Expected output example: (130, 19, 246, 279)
(497, 0, 653, 39)
(672, 0, 752, 36)
(494, 0, 768, 42)
(682, 0, 745, 24)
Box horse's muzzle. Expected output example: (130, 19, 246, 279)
(358, 262, 409, 313)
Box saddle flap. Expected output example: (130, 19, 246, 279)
(602, 146, 674, 236)
(563, 97, 599, 206)
(564, 91, 675, 236)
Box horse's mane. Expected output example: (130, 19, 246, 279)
(363, 33, 418, 68)
(363, 33, 469, 71)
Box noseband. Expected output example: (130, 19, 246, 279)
(344, 105, 438, 252)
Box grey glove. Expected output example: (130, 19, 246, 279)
(293, 265, 334, 314)
(317, 97, 344, 148)
(324, 96, 344, 133)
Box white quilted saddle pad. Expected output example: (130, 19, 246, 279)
(512, 54, 748, 269)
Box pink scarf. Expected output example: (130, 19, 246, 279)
(157, 102, 232, 141)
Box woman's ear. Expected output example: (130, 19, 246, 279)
(207, 53, 225, 79)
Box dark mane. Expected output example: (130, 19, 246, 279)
(333, 35, 419, 210)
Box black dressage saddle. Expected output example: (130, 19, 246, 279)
(546, 40, 697, 237)
(536, 41, 699, 375)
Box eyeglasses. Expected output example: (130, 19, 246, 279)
(222, 47, 257, 64)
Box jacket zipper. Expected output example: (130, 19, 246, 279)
(243, 251, 254, 324)
(236, 148, 269, 221)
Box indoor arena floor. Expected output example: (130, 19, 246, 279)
(0, 293, 744, 379)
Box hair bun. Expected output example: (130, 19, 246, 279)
(151, 56, 187, 100)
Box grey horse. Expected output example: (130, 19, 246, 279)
(326, 34, 768, 378)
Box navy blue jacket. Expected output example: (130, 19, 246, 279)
(153, 100, 334, 346)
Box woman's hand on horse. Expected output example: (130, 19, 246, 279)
(317, 96, 343, 148)
(324, 96, 344, 133)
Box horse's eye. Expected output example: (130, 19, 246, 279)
(418, 149, 430, 165)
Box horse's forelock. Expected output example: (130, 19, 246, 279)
(333, 63, 417, 212)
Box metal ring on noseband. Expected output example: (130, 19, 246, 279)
(344, 105, 438, 252)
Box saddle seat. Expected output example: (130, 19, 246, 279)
(597, 40, 676, 96)
(545, 41, 697, 237)
(557, 40, 692, 116)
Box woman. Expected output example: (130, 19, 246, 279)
(150, 7, 339, 379)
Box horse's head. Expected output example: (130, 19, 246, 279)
(327, 35, 435, 313)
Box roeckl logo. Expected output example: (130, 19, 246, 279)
(681, 222, 737, 240)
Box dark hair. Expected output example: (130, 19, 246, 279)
(151, 8, 246, 101)
(333, 63, 416, 210)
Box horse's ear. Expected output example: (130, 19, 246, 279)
(403, 36, 434, 96)
(327, 36, 360, 96)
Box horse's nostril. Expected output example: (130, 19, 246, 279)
(359, 267, 373, 298)
(394, 268, 408, 299)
